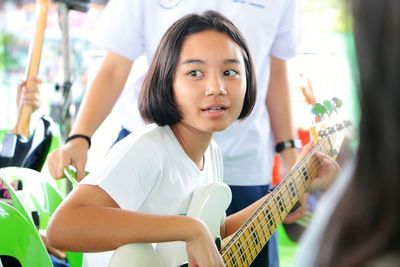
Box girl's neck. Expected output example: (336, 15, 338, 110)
(170, 124, 212, 170)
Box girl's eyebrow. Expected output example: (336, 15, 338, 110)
(181, 59, 205, 65)
(181, 58, 241, 65)
(224, 58, 241, 64)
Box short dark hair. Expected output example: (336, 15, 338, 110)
(139, 10, 257, 126)
(314, 0, 400, 266)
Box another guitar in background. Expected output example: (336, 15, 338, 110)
(107, 111, 352, 267)
(0, 0, 53, 171)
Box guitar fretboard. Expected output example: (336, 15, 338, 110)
(220, 138, 334, 267)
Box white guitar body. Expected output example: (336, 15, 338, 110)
(107, 182, 232, 267)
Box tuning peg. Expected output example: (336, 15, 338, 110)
(311, 103, 327, 117)
(317, 128, 328, 138)
(332, 97, 343, 109)
(323, 100, 334, 116)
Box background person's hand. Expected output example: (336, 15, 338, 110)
(47, 139, 89, 181)
(17, 76, 42, 111)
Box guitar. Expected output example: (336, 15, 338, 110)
(106, 114, 351, 267)
(0, 0, 53, 171)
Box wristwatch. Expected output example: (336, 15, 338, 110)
(275, 139, 302, 153)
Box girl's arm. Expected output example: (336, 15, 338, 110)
(48, 184, 206, 251)
(47, 184, 224, 266)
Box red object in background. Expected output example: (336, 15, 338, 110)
(272, 128, 311, 185)
(297, 128, 311, 146)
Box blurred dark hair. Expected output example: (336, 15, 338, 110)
(314, 0, 400, 266)
(139, 10, 256, 126)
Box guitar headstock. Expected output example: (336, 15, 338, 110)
(310, 97, 352, 159)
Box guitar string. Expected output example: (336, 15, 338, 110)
(222, 141, 330, 264)
(223, 157, 322, 265)
(222, 143, 328, 265)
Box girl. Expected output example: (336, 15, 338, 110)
(47, 11, 334, 267)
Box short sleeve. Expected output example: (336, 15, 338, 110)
(270, 0, 301, 60)
(90, 0, 145, 60)
(81, 134, 162, 211)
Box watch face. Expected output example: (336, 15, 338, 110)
(282, 141, 289, 148)
(156, 0, 183, 9)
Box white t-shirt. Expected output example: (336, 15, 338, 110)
(91, 0, 299, 186)
(80, 124, 223, 267)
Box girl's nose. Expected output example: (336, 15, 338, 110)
(205, 75, 227, 96)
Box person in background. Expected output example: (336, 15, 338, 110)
(295, 0, 400, 266)
(47, 1, 302, 266)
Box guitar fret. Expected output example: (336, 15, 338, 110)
(238, 234, 251, 266)
(243, 228, 256, 259)
(228, 251, 238, 267)
(248, 229, 256, 252)
(238, 234, 247, 248)
(274, 194, 287, 219)
(244, 231, 252, 260)
(258, 214, 268, 245)
(223, 252, 232, 265)
(238, 246, 248, 266)
(287, 180, 297, 199)
(250, 225, 260, 246)
(249, 225, 259, 259)
(301, 166, 310, 181)
(233, 242, 245, 266)
(265, 209, 273, 228)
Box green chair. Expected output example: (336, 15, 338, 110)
(0, 167, 83, 267)
(60, 166, 84, 267)
(0, 129, 7, 143)
(277, 224, 300, 267)
(0, 201, 53, 267)
(0, 167, 63, 229)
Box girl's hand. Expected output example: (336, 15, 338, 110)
(185, 218, 224, 267)
(309, 152, 340, 191)
(295, 141, 340, 192)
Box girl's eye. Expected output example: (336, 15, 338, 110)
(188, 70, 203, 77)
(224, 70, 238, 77)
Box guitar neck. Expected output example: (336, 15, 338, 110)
(14, 0, 49, 137)
(220, 139, 334, 267)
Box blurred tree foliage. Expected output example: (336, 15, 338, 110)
(0, 32, 21, 71)
(303, 0, 350, 32)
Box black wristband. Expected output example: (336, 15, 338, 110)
(65, 134, 91, 149)
(275, 139, 301, 153)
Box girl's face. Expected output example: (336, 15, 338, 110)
(173, 30, 247, 135)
